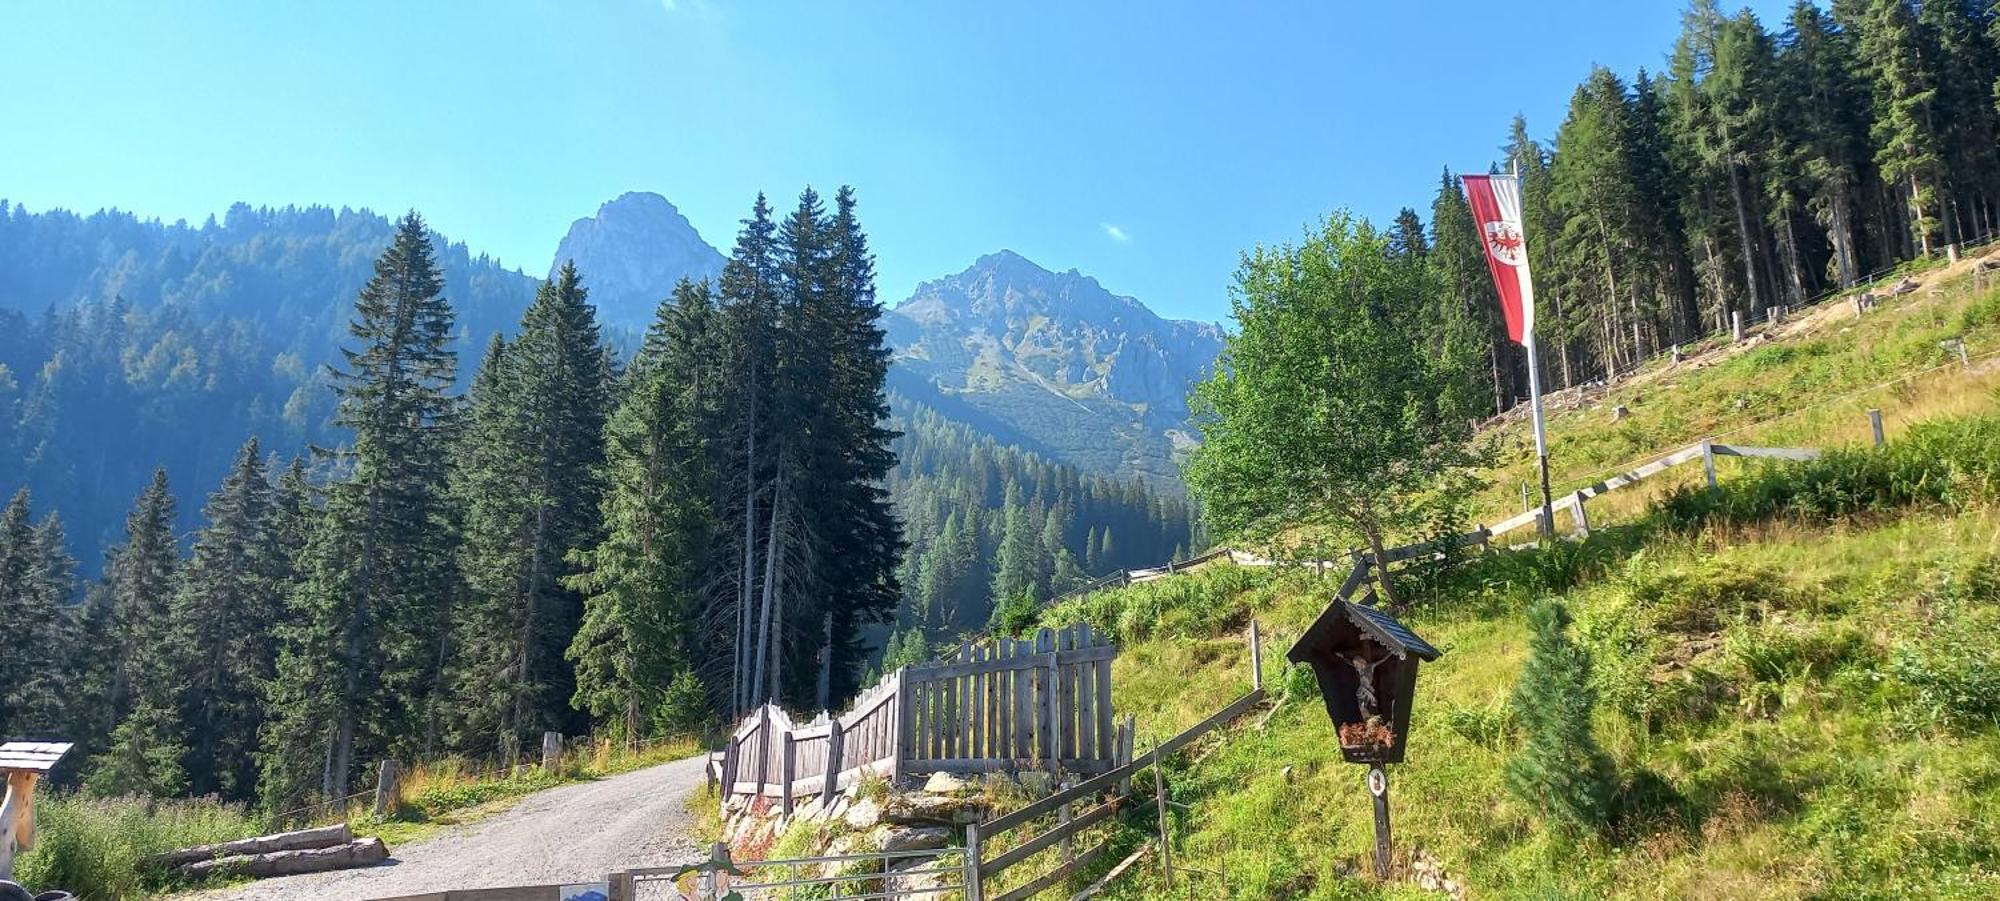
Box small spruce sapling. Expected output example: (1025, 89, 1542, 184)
(1506, 598, 1617, 833)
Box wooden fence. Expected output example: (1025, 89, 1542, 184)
(719, 624, 1122, 810)
(1039, 437, 1826, 617)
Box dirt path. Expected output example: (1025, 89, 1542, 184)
(189, 755, 709, 901)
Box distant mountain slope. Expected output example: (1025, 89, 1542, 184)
(884, 250, 1223, 487)
(0, 200, 541, 568)
(548, 192, 726, 330)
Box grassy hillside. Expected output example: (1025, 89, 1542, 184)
(1027, 259, 2000, 898)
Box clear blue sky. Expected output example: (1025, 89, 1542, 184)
(1, 0, 1793, 323)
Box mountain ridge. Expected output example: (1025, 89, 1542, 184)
(884, 249, 1223, 486)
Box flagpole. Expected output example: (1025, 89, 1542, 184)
(1523, 303, 1554, 538)
(1511, 161, 1555, 538)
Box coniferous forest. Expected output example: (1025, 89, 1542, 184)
(883, 406, 1195, 663)
(0, 187, 922, 813)
(1422, 0, 2000, 412)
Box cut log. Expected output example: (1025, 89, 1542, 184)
(184, 837, 389, 879)
(150, 823, 353, 868)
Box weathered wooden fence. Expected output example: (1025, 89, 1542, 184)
(719, 624, 1122, 810)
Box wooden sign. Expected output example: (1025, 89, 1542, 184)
(1, 741, 73, 881)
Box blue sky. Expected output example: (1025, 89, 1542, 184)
(1, 0, 1793, 323)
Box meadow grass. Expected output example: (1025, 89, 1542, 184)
(1040, 399, 2000, 897)
(1053, 510, 2000, 899)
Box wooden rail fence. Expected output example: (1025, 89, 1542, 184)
(719, 624, 1123, 809)
(1039, 437, 1826, 617)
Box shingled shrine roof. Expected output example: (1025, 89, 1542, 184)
(1287, 593, 1442, 663)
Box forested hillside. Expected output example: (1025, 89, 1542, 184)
(883, 404, 1195, 658)
(1416, 0, 2000, 416)
(0, 201, 540, 567)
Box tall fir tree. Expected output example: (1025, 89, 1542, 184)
(569, 279, 717, 742)
(174, 439, 287, 800)
(451, 263, 612, 760)
(261, 212, 459, 806)
(91, 470, 188, 797)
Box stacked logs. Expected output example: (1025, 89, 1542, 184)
(149, 824, 389, 879)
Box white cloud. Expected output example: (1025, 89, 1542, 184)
(1099, 222, 1131, 244)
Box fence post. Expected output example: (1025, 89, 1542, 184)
(541, 731, 563, 770)
(892, 668, 910, 787)
(1571, 491, 1591, 537)
(372, 759, 399, 818)
(779, 730, 796, 815)
(822, 718, 844, 805)
(756, 706, 772, 794)
(1058, 778, 1075, 863)
(1249, 618, 1264, 691)
(1701, 438, 1718, 488)
(1732, 311, 1744, 342)
(1153, 752, 1174, 890)
(1116, 715, 1136, 796)
(964, 822, 985, 901)
(1043, 644, 1063, 768)
(1869, 408, 1886, 447)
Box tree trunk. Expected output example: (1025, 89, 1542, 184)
(751, 482, 784, 705)
(735, 388, 758, 716)
(1830, 184, 1859, 287)
(1726, 160, 1764, 314)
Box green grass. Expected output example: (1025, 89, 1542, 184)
(12, 794, 265, 900)
(1039, 404, 2000, 897)
(1061, 514, 2000, 898)
(1465, 252, 2000, 532)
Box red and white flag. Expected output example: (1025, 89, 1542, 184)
(1461, 174, 1535, 346)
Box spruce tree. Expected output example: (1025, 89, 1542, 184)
(452, 263, 612, 759)
(1862, 0, 1949, 255)
(569, 279, 717, 742)
(262, 212, 459, 805)
(1507, 598, 1617, 834)
(102, 469, 179, 727)
(174, 439, 284, 799)
(92, 470, 188, 798)
(0, 491, 72, 738)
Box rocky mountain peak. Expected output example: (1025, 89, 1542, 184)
(549, 192, 726, 330)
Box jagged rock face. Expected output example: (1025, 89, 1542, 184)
(885, 250, 1224, 487)
(549, 192, 726, 330)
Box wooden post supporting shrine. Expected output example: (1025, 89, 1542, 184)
(1368, 765, 1392, 880)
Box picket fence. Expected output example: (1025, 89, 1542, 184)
(719, 623, 1122, 811)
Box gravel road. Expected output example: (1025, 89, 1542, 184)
(189, 754, 709, 901)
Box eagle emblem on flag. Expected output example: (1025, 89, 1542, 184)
(1484, 221, 1526, 267)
